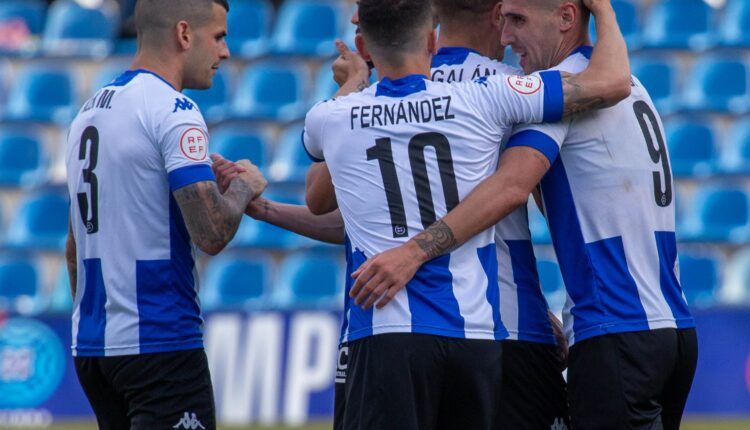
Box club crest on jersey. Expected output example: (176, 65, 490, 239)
(173, 97, 194, 113)
(179, 128, 208, 161)
(507, 75, 542, 95)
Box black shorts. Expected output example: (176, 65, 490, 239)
(333, 343, 348, 430)
(568, 328, 698, 430)
(74, 348, 216, 430)
(343, 333, 503, 430)
(499, 339, 569, 430)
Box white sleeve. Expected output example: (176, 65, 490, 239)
(155, 98, 215, 192)
(465, 70, 565, 130)
(506, 121, 571, 165)
(301, 101, 330, 162)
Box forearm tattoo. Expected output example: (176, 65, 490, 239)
(561, 72, 607, 118)
(413, 219, 458, 260)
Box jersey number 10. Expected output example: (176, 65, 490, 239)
(77, 126, 99, 234)
(367, 132, 459, 238)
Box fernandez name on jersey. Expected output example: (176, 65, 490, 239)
(349, 96, 454, 129)
(304, 71, 565, 344)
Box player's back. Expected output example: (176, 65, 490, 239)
(513, 48, 694, 344)
(66, 69, 212, 357)
(304, 70, 562, 343)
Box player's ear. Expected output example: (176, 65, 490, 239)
(355, 33, 372, 63)
(175, 20, 192, 51)
(492, 1, 504, 32)
(559, 2, 576, 32)
(427, 28, 437, 56)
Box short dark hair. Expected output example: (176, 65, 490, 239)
(433, 0, 497, 20)
(358, 0, 435, 64)
(135, 0, 229, 43)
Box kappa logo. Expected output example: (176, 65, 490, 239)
(474, 76, 489, 87)
(173, 97, 195, 113)
(172, 412, 205, 430)
(550, 417, 568, 430)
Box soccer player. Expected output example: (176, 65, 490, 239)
(64, 1, 266, 429)
(353, 0, 697, 429)
(301, 0, 630, 427)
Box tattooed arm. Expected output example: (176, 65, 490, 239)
(65, 218, 77, 298)
(174, 160, 267, 255)
(247, 197, 345, 244)
(560, 0, 631, 117)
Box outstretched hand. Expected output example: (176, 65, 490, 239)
(332, 39, 370, 90)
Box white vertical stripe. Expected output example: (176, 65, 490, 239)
(496, 238, 520, 340)
(371, 287, 412, 336)
(450, 235, 495, 340)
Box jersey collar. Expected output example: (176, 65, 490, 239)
(375, 74, 428, 98)
(432, 46, 481, 67)
(110, 69, 177, 91)
(569, 45, 593, 60)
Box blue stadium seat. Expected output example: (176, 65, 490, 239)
(268, 126, 312, 183)
(721, 120, 750, 174)
(231, 62, 309, 121)
(272, 0, 343, 57)
(6, 191, 69, 250)
(528, 204, 551, 244)
(682, 57, 750, 114)
(589, 0, 641, 49)
(311, 60, 339, 105)
(210, 126, 270, 170)
(631, 57, 679, 113)
(665, 120, 717, 178)
(0, 127, 45, 187)
(5, 66, 75, 123)
(274, 252, 344, 309)
(719, 0, 750, 47)
(201, 253, 274, 311)
(536, 257, 565, 311)
(48, 264, 73, 314)
(678, 252, 720, 308)
(0, 0, 46, 35)
(227, 0, 273, 58)
(183, 68, 231, 123)
(642, 0, 713, 50)
(42, 0, 120, 57)
(92, 61, 130, 92)
(680, 186, 750, 243)
(720, 248, 750, 305)
(0, 257, 44, 315)
(232, 191, 309, 248)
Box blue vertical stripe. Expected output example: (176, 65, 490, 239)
(539, 70, 564, 122)
(407, 254, 466, 338)
(346, 247, 372, 339)
(506, 240, 555, 344)
(339, 235, 353, 342)
(655, 231, 695, 328)
(76, 259, 107, 355)
(478, 243, 505, 340)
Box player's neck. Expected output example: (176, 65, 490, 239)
(548, 32, 592, 69)
(130, 51, 183, 92)
(374, 58, 431, 82)
(437, 24, 502, 61)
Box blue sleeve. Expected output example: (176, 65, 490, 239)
(539, 70, 564, 123)
(168, 164, 216, 192)
(505, 130, 560, 165)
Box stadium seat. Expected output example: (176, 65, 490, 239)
(210, 126, 270, 170)
(528, 204, 551, 244)
(0, 257, 44, 315)
(272, 0, 343, 57)
(665, 120, 717, 178)
(589, 0, 641, 49)
(721, 120, 750, 174)
(311, 60, 340, 105)
(680, 186, 750, 243)
(0, 0, 46, 35)
(201, 253, 274, 311)
(6, 191, 69, 250)
(183, 68, 231, 123)
(274, 251, 344, 309)
(719, 0, 750, 47)
(5, 66, 75, 124)
(232, 191, 308, 249)
(678, 252, 720, 308)
(682, 57, 750, 114)
(91, 61, 130, 91)
(268, 126, 311, 183)
(42, 0, 120, 57)
(719, 248, 750, 305)
(0, 127, 45, 187)
(536, 257, 565, 311)
(631, 57, 679, 113)
(226, 0, 273, 58)
(231, 61, 309, 121)
(642, 0, 713, 50)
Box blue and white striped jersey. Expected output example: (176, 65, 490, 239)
(431, 47, 555, 345)
(508, 47, 695, 345)
(66, 70, 215, 357)
(304, 69, 564, 343)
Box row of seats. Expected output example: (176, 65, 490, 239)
(0, 0, 348, 58)
(4, 180, 750, 253)
(0, 250, 346, 315)
(0, 59, 347, 124)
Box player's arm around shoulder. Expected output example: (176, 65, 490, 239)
(559, 0, 632, 117)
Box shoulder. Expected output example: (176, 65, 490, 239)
(545, 53, 589, 74)
(468, 53, 522, 76)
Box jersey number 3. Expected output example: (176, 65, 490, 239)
(77, 126, 99, 234)
(367, 132, 459, 238)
